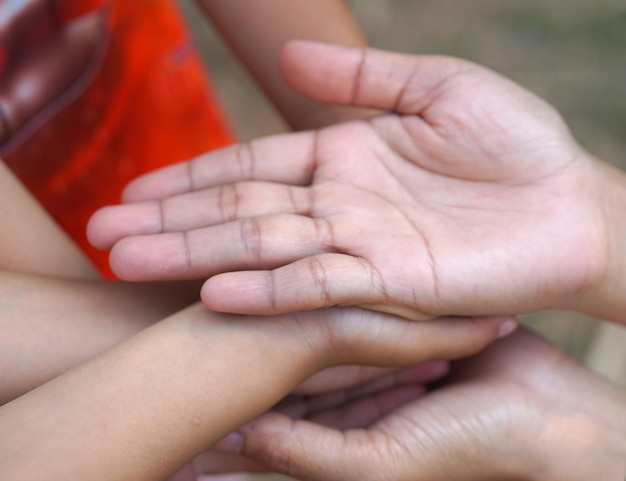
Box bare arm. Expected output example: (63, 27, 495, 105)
(197, 0, 373, 129)
(0, 161, 200, 403)
(0, 271, 200, 404)
(0, 301, 508, 481)
(0, 160, 96, 278)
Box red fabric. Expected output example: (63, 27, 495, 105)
(3, 0, 234, 277)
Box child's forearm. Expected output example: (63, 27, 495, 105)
(0, 303, 316, 481)
(0, 272, 201, 404)
(0, 302, 510, 481)
(0, 160, 203, 404)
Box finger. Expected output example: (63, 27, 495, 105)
(277, 383, 425, 432)
(108, 215, 328, 281)
(294, 360, 448, 396)
(307, 363, 446, 410)
(202, 253, 417, 318)
(280, 364, 438, 423)
(88, 182, 312, 250)
(318, 310, 517, 367)
(308, 385, 425, 430)
(280, 308, 516, 369)
(121, 131, 318, 203)
(235, 412, 397, 481)
(166, 463, 196, 481)
(343, 362, 448, 399)
(190, 449, 265, 475)
(280, 40, 473, 115)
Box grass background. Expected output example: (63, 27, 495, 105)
(178, 1, 626, 478)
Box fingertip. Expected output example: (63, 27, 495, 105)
(200, 276, 235, 313)
(497, 317, 519, 339)
(121, 163, 191, 203)
(464, 315, 519, 348)
(108, 238, 140, 280)
(108, 237, 164, 280)
(86, 204, 163, 250)
(201, 273, 277, 315)
(85, 208, 110, 250)
(199, 279, 222, 311)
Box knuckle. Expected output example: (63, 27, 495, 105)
(307, 256, 333, 306)
(235, 141, 256, 179)
(313, 217, 336, 248)
(216, 184, 240, 222)
(265, 444, 298, 477)
(295, 310, 335, 358)
(240, 217, 264, 261)
(264, 270, 278, 313)
(258, 427, 303, 479)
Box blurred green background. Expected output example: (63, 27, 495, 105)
(179, 1, 626, 478)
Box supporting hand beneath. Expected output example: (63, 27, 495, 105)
(225, 329, 626, 481)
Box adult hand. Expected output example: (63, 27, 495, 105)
(168, 360, 450, 480)
(166, 305, 513, 481)
(88, 41, 613, 321)
(163, 303, 514, 481)
(223, 329, 626, 481)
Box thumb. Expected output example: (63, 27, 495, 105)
(279, 40, 470, 115)
(236, 412, 393, 481)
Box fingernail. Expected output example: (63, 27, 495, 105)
(212, 431, 244, 454)
(498, 319, 518, 338)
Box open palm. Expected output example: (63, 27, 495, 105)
(88, 42, 607, 320)
(234, 329, 626, 481)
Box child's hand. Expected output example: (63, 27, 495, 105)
(165, 305, 512, 480)
(89, 42, 608, 321)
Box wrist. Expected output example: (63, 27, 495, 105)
(574, 158, 626, 324)
(186, 305, 322, 380)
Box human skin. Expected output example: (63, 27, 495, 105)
(1, 144, 509, 480)
(0, 301, 512, 480)
(169, 359, 452, 480)
(221, 329, 626, 481)
(88, 41, 626, 325)
(196, 0, 375, 130)
(0, 2, 375, 402)
(0, 0, 370, 147)
(85, 41, 626, 480)
(0, 159, 467, 479)
(0, 160, 203, 404)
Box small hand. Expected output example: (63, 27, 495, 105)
(88, 41, 607, 320)
(226, 329, 626, 481)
